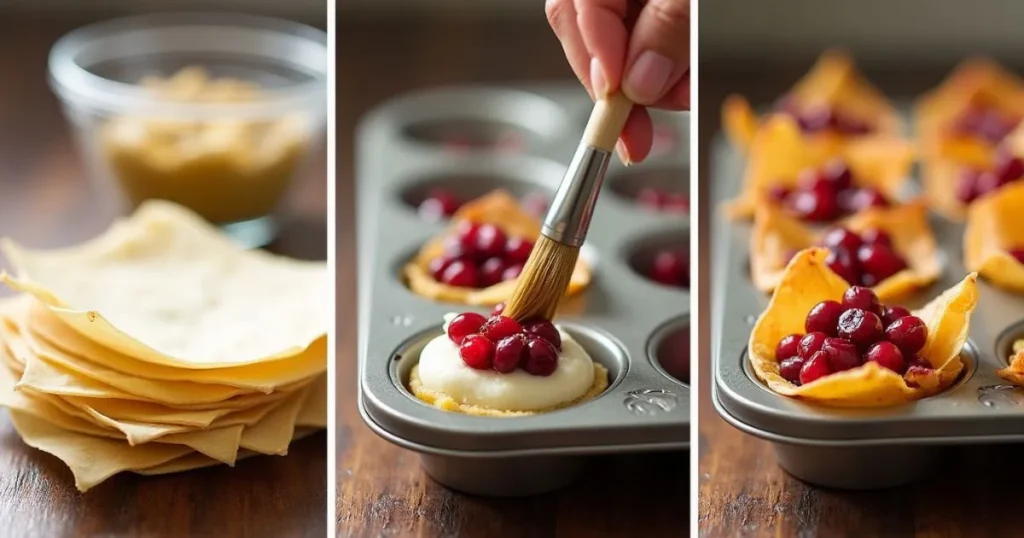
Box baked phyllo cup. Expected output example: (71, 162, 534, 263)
(964, 181, 1024, 293)
(998, 339, 1024, 387)
(751, 201, 940, 301)
(723, 49, 901, 152)
(749, 248, 979, 407)
(404, 190, 592, 306)
(725, 116, 914, 220)
(916, 58, 1024, 165)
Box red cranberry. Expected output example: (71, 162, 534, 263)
(837, 308, 884, 349)
(825, 247, 861, 285)
(955, 169, 981, 204)
(491, 302, 506, 316)
(523, 336, 559, 376)
(996, 153, 1024, 182)
(805, 300, 844, 336)
(1009, 247, 1024, 264)
(480, 315, 523, 342)
(842, 286, 882, 317)
(857, 243, 908, 283)
(651, 251, 687, 286)
(418, 190, 461, 221)
(822, 159, 854, 191)
(663, 193, 690, 213)
(842, 188, 889, 213)
(835, 114, 872, 135)
(859, 227, 892, 249)
(978, 110, 1018, 142)
(459, 334, 495, 369)
(885, 315, 928, 355)
(523, 319, 562, 350)
(766, 185, 791, 204)
(798, 104, 834, 133)
(796, 169, 826, 191)
(881, 305, 912, 328)
(798, 332, 829, 359)
(480, 257, 508, 287)
(447, 312, 487, 345)
(493, 334, 528, 373)
(821, 227, 863, 253)
(474, 224, 507, 258)
(788, 182, 841, 222)
(799, 350, 833, 384)
(637, 188, 666, 210)
(440, 260, 479, 288)
(775, 333, 803, 361)
(908, 355, 933, 370)
(504, 236, 533, 264)
(822, 337, 861, 372)
(779, 357, 805, 384)
(865, 341, 906, 374)
(502, 263, 524, 281)
(428, 256, 454, 280)
(976, 170, 1006, 196)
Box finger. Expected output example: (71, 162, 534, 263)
(651, 67, 691, 110)
(618, 105, 653, 164)
(622, 0, 691, 105)
(546, 0, 595, 96)
(574, 0, 630, 97)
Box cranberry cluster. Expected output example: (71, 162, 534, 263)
(428, 221, 533, 289)
(955, 152, 1024, 204)
(417, 188, 549, 222)
(773, 98, 873, 136)
(447, 312, 562, 376)
(648, 249, 689, 288)
(637, 187, 689, 214)
(775, 286, 932, 385)
(819, 226, 908, 286)
(1010, 248, 1024, 265)
(950, 105, 1020, 144)
(767, 161, 889, 223)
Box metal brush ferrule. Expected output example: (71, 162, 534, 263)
(541, 143, 611, 247)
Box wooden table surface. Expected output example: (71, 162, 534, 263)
(335, 16, 688, 538)
(0, 16, 328, 538)
(697, 59, 1024, 537)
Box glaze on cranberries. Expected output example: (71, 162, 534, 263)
(775, 99, 874, 137)
(773, 285, 931, 385)
(447, 313, 563, 376)
(817, 226, 908, 286)
(427, 222, 535, 289)
(772, 160, 890, 222)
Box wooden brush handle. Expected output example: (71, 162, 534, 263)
(581, 92, 635, 151)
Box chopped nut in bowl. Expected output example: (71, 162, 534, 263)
(48, 14, 327, 247)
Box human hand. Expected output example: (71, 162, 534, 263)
(546, 0, 690, 164)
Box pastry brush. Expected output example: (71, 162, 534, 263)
(502, 92, 634, 321)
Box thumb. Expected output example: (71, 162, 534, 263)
(622, 0, 690, 105)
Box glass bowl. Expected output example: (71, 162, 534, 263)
(48, 13, 328, 247)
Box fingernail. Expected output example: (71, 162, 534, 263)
(590, 57, 608, 98)
(624, 50, 674, 104)
(615, 140, 631, 166)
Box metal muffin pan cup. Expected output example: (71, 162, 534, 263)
(355, 85, 690, 496)
(711, 124, 1024, 490)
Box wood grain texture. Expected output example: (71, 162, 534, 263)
(335, 17, 688, 538)
(697, 60, 1024, 538)
(0, 15, 327, 538)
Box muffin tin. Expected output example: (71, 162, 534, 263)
(711, 109, 1024, 490)
(355, 85, 689, 496)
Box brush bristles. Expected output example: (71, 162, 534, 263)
(502, 236, 580, 321)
